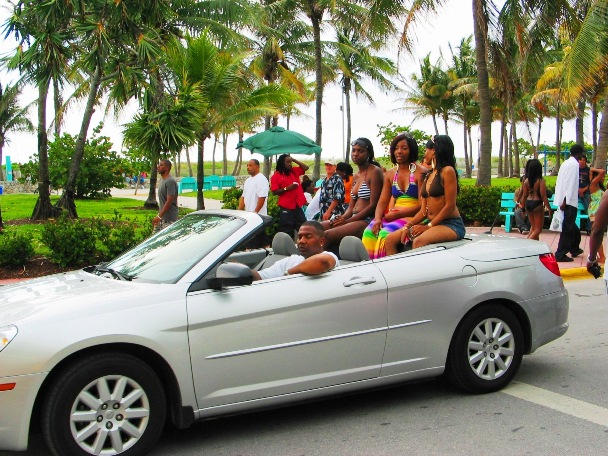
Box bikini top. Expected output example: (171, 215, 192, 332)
(352, 180, 371, 201)
(421, 171, 444, 198)
(392, 166, 418, 199)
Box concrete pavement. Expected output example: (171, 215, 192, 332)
(110, 186, 222, 210)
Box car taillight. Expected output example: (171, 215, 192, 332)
(539, 253, 561, 276)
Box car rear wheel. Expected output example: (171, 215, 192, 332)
(42, 353, 166, 456)
(446, 304, 523, 394)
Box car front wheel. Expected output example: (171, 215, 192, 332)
(446, 304, 523, 394)
(42, 353, 166, 456)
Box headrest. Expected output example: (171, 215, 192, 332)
(271, 232, 298, 256)
(339, 236, 370, 262)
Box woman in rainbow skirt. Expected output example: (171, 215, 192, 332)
(361, 132, 428, 258)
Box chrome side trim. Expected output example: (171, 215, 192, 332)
(206, 320, 432, 359)
(206, 326, 387, 359)
(388, 320, 432, 330)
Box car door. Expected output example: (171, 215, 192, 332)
(187, 261, 388, 409)
(372, 247, 469, 377)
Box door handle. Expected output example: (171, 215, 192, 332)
(343, 276, 377, 287)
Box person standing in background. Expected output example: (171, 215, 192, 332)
(239, 159, 269, 215)
(554, 145, 584, 262)
(270, 154, 309, 237)
(153, 159, 179, 232)
(319, 161, 345, 221)
(578, 155, 591, 233)
(336, 162, 354, 209)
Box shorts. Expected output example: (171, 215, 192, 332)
(437, 216, 466, 240)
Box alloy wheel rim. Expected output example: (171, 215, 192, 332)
(467, 317, 515, 380)
(69, 375, 150, 455)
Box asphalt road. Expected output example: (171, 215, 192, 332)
(10, 278, 608, 456)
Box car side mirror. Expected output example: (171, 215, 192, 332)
(207, 263, 254, 290)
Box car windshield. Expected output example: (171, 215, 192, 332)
(101, 213, 246, 283)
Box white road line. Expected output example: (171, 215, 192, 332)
(502, 381, 608, 427)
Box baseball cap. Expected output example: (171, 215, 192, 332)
(324, 161, 336, 166)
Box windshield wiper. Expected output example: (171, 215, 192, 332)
(93, 265, 134, 281)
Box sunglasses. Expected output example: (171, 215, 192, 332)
(350, 139, 369, 150)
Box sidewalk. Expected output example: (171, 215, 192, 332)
(110, 187, 222, 210)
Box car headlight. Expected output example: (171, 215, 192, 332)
(0, 325, 17, 353)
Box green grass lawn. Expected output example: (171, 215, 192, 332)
(0, 194, 194, 256)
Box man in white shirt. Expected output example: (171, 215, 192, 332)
(239, 159, 269, 215)
(554, 144, 584, 262)
(253, 221, 339, 280)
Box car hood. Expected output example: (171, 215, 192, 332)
(456, 234, 550, 261)
(0, 270, 151, 325)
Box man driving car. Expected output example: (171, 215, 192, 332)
(253, 221, 339, 280)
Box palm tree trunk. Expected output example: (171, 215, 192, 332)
(595, 94, 608, 169)
(344, 84, 352, 163)
(503, 124, 509, 177)
(55, 64, 102, 218)
(576, 100, 585, 146)
(463, 123, 471, 177)
(536, 116, 542, 160)
(53, 77, 62, 137)
(554, 104, 561, 174)
(186, 147, 193, 177)
(196, 135, 206, 210)
(309, 4, 323, 181)
(31, 81, 59, 221)
(144, 160, 160, 209)
(498, 114, 505, 178)
(510, 106, 520, 177)
(212, 134, 217, 175)
(592, 100, 598, 165)
(222, 130, 228, 176)
(473, 0, 492, 186)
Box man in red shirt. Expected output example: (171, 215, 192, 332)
(270, 154, 309, 237)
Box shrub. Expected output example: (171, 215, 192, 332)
(41, 215, 103, 267)
(97, 211, 145, 259)
(457, 185, 520, 226)
(0, 231, 35, 267)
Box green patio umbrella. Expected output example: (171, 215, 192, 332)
(236, 126, 322, 156)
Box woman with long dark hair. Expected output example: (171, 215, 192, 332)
(321, 137, 383, 248)
(518, 159, 552, 240)
(361, 132, 427, 258)
(385, 135, 465, 252)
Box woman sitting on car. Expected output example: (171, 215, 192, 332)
(385, 135, 465, 253)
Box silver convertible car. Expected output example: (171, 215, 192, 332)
(0, 210, 568, 456)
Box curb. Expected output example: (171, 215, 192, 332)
(560, 267, 596, 281)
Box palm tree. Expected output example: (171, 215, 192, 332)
(0, 82, 34, 181)
(3, 0, 73, 220)
(331, 28, 398, 162)
(54, 0, 189, 217)
(123, 83, 206, 198)
(561, 1, 608, 168)
(401, 54, 449, 135)
(165, 32, 298, 209)
(447, 37, 478, 177)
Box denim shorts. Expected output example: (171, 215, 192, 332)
(437, 216, 466, 240)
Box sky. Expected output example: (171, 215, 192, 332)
(0, 2, 581, 167)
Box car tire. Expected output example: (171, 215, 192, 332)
(446, 304, 523, 394)
(42, 352, 166, 456)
